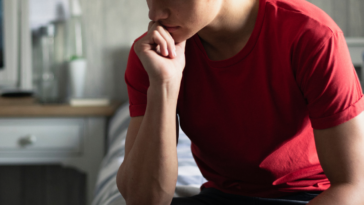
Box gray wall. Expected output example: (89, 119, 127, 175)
(79, 0, 364, 102)
(79, 0, 149, 102)
(308, 0, 364, 37)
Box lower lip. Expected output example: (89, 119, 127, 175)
(164, 26, 180, 32)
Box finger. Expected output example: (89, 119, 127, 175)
(156, 26, 176, 58)
(148, 21, 155, 31)
(151, 30, 169, 56)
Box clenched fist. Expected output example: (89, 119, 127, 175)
(134, 21, 187, 87)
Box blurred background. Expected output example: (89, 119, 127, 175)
(0, 0, 150, 104)
(29, 0, 149, 104)
(29, 0, 150, 103)
(0, 0, 363, 205)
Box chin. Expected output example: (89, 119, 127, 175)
(171, 32, 196, 44)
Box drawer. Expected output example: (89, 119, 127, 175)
(0, 118, 84, 153)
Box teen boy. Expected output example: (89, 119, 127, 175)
(117, 0, 364, 204)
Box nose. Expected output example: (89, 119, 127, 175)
(148, 0, 169, 21)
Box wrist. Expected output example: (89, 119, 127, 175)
(148, 78, 182, 101)
(149, 74, 182, 87)
(147, 83, 180, 104)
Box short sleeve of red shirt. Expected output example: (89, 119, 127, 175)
(125, 36, 149, 117)
(293, 30, 364, 129)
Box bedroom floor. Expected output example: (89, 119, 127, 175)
(0, 165, 86, 205)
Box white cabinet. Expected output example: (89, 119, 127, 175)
(0, 118, 83, 152)
(0, 116, 107, 205)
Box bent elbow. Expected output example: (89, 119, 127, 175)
(125, 194, 174, 205)
(117, 177, 173, 205)
(116, 163, 176, 205)
(116, 164, 128, 200)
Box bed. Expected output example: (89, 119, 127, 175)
(91, 102, 207, 205)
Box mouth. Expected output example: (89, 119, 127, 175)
(161, 23, 180, 32)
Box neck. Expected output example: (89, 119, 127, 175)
(198, 0, 259, 51)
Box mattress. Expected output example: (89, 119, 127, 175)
(92, 102, 206, 205)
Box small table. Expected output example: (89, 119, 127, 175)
(0, 101, 121, 204)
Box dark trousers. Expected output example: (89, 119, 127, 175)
(171, 188, 322, 205)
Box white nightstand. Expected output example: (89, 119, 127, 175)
(0, 102, 121, 204)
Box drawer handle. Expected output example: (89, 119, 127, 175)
(19, 135, 37, 146)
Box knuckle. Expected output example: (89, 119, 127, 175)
(156, 25, 164, 32)
(152, 30, 159, 36)
(133, 42, 142, 54)
(148, 21, 155, 29)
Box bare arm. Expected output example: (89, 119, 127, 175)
(117, 85, 180, 205)
(308, 111, 364, 205)
(116, 21, 186, 205)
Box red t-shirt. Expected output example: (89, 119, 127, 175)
(125, 0, 364, 198)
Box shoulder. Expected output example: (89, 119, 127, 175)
(262, 0, 346, 63)
(265, 0, 341, 48)
(266, 0, 340, 32)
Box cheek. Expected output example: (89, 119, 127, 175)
(177, 11, 207, 31)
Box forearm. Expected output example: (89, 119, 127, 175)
(307, 183, 364, 205)
(117, 83, 180, 205)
